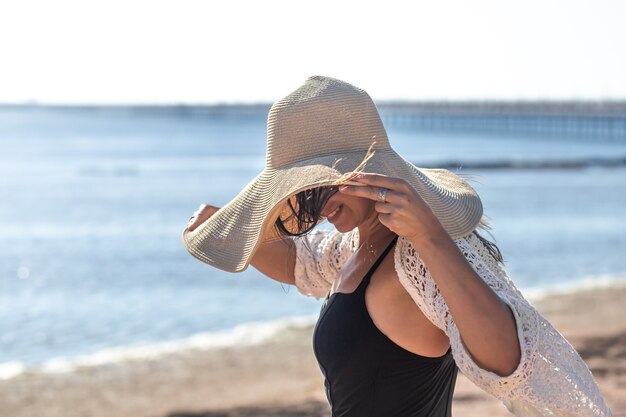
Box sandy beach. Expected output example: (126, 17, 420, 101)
(1, 281, 624, 417)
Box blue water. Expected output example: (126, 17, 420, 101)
(1, 106, 626, 365)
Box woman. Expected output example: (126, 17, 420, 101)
(183, 76, 611, 416)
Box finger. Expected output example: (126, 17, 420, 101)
(194, 203, 209, 215)
(377, 213, 393, 228)
(374, 201, 394, 213)
(188, 205, 206, 222)
(339, 184, 397, 203)
(187, 205, 219, 231)
(187, 215, 208, 231)
(187, 216, 202, 231)
(351, 173, 407, 191)
(198, 204, 218, 218)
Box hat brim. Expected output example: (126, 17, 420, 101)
(182, 148, 482, 273)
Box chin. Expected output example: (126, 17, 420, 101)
(332, 222, 355, 233)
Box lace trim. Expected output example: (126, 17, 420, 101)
(293, 228, 358, 298)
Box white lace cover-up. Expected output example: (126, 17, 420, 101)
(292, 228, 612, 417)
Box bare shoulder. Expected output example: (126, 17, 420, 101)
(367, 245, 451, 357)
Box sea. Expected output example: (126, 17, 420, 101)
(1, 105, 625, 378)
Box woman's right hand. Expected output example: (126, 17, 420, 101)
(186, 203, 297, 285)
(186, 204, 221, 232)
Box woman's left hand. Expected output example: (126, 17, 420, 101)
(341, 173, 522, 376)
(339, 173, 446, 243)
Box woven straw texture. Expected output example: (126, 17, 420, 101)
(182, 76, 483, 272)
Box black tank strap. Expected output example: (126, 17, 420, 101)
(361, 234, 399, 286)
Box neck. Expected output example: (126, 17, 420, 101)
(357, 215, 395, 246)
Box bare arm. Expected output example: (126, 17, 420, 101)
(248, 237, 296, 284)
(186, 204, 296, 284)
(410, 225, 521, 377)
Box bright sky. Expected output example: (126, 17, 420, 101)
(1, 0, 625, 104)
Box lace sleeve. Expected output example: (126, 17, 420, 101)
(292, 228, 359, 299)
(395, 233, 612, 417)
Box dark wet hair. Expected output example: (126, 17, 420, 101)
(473, 231, 504, 264)
(274, 186, 504, 265)
(274, 186, 339, 237)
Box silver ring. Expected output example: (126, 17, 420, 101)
(377, 188, 387, 203)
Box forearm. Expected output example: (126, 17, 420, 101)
(410, 227, 521, 377)
(250, 237, 297, 285)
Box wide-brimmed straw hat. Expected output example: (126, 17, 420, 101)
(182, 76, 483, 272)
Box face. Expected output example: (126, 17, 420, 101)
(320, 186, 377, 233)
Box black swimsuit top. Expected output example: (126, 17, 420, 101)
(313, 235, 458, 417)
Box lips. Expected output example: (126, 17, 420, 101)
(324, 204, 342, 221)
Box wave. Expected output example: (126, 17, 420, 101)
(523, 273, 626, 302)
(0, 315, 317, 381)
(70, 157, 626, 179)
(77, 165, 140, 177)
(415, 157, 626, 170)
(2, 273, 625, 382)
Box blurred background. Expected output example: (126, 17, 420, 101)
(1, 1, 625, 416)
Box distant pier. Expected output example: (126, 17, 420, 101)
(2, 101, 625, 139)
(377, 101, 626, 140)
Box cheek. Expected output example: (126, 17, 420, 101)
(343, 196, 373, 218)
(325, 194, 372, 218)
